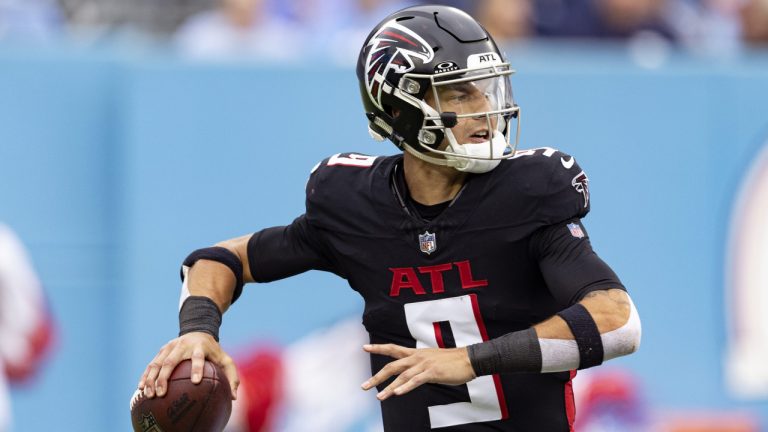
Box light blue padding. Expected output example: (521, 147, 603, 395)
(1, 41, 768, 431)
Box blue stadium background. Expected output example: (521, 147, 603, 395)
(1, 41, 768, 430)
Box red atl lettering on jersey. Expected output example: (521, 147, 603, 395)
(389, 261, 488, 296)
(454, 260, 488, 289)
(389, 267, 426, 296)
(417, 263, 453, 294)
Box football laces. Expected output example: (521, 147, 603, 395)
(130, 388, 144, 410)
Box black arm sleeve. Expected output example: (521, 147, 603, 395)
(247, 214, 343, 282)
(529, 219, 625, 306)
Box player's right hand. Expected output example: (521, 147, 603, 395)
(138, 332, 239, 400)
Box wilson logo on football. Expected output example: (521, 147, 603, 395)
(364, 20, 434, 110)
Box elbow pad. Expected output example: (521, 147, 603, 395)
(601, 295, 641, 361)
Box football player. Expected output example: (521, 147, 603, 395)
(139, 5, 641, 430)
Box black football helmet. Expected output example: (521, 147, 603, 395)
(356, 5, 520, 171)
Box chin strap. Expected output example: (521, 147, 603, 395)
(403, 143, 461, 168)
(447, 130, 506, 173)
(403, 131, 506, 174)
(368, 125, 387, 142)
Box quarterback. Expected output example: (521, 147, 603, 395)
(139, 5, 641, 430)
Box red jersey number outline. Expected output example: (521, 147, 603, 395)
(403, 294, 508, 428)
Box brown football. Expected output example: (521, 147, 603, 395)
(131, 360, 232, 432)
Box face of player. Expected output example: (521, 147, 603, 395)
(424, 77, 503, 149)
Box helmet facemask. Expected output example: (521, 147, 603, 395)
(396, 63, 521, 173)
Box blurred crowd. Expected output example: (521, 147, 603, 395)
(0, 0, 767, 60)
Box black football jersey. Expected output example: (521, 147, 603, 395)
(247, 149, 624, 431)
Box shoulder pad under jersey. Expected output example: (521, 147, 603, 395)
(304, 152, 395, 233)
(500, 147, 590, 224)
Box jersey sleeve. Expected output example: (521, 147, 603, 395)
(529, 219, 624, 306)
(247, 214, 344, 282)
(537, 151, 590, 224)
(248, 153, 380, 282)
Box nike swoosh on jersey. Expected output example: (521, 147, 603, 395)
(561, 157, 575, 169)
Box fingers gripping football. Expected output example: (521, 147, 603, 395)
(361, 344, 476, 400)
(138, 332, 240, 400)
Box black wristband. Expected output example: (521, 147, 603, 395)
(557, 303, 604, 369)
(467, 327, 542, 376)
(181, 246, 244, 304)
(179, 296, 222, 342)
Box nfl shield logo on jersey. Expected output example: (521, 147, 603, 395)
(567, 223, 585, 239)
(419, 231, 437, 254)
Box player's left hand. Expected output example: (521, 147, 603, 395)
(360, 344, 476, 400)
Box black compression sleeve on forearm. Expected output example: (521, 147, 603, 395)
(179, 296, 222, 342)
(467, 328, 542, 376)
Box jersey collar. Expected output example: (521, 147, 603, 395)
(383, 156, 488, 231)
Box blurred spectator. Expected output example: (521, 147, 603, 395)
(596, 0, 675, 38)
(287, 0, 417, 65)
(0, 224, 55, 432)
(0, 0, 64, 42)
(224, 318, 381, 432)
(532, 0, 677, 41)
(663, 0, 741, 56)
(174, 0, 305, 61)
(475, 0, 533, 42)
(573, 368, 649, 432)
(740, 0, 768, 44)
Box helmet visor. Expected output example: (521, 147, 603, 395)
(430, 70, 513, 138)
(404, 63, 521, 161)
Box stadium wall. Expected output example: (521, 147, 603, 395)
(1, 43, 767, 430)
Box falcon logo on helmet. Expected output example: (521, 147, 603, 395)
(364, 20, 434, 111)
